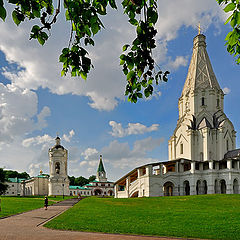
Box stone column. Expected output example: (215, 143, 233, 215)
(209, 161, 213, 170)
(146, 165, 153, 176)
(114, 184, 118, 198)
(190, 162, 195, 173)
(126, 176, 130, 198)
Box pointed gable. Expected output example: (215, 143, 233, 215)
(181, 34, 222, 97)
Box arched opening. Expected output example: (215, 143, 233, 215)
(220, 179, 226, 194)
(196, 180, 201, 195)
(163, 182, 174, 196)
(55, 162, 60, 174)
(94, 189, 102, 196)
(214, 179, 218, 194)
(108, 190, 113, 196)
(233, 179, 239, 194)
(130, 191, 138, 198)
(203, 180, 207, 194)
(183, 180, 190, 195)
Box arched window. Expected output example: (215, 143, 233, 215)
(201, 97, 205, 106)
(180, 143, 183, 154)
(55, 162, 60, 174)
(226, 140, 229, 151)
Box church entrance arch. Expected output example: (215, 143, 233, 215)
(196, 180, 201, 195)
(220, 180, 226, 194)
(183, 180, 190, 195)
(94, 189, 102, 196)
(203, 180, 207, 194)
(233, 179, 239, 194)
(163, 182, 174, 196)
(108, 190, 113, 196)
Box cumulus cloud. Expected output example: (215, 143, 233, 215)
(62, 129, 75, 142)
(109, 121, 159, 137)
(22, 134, 53, 148)
(0, 83, 50, 143)
(167, 56, 189, 70)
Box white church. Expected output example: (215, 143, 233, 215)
(114, 33, 240, 198)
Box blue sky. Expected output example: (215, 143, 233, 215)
(0, 0, 239, 181)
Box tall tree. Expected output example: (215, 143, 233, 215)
(0, 168, 8, 195)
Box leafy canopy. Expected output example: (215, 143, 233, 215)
(0, 0, 239, 103)
(216, 0, 240, 64)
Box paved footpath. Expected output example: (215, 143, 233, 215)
(0, 198, 201, 240)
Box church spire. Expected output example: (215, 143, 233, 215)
(97, 155, 105, 173)
(181, 33, 222, 97)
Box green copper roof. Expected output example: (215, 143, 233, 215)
(97, 157, 105, 172)
(7, 178, 27, 183)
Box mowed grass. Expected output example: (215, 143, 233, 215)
(45, 195, 240, 240)
(0, 196, 72, 218)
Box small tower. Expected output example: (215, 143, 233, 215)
(48, 136, 69, 196)
(96, 155, 107, 182)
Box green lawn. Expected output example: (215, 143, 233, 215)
(45, 195, 240, 240)
(0, 196, 73, 218)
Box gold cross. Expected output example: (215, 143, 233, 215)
(198, 22, 201, 35)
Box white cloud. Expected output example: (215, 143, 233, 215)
(81, 147, 99, 160)
(109, 121, 159, 137)
(167, 56, 189, 70)
(22, 134, 53, 148)
(62, 129, 75, 142)
(223, 87, 231, 95)
(0, 83, 50, 143)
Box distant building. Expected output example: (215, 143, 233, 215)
(84, 155, 114, 196)
(3, 178, 26, 196)
(22, 171, 49, 196)
(115, 33, 240, 198)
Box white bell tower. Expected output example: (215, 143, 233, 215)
(48, 136, 69, 196)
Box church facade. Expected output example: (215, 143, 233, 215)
(114, 33, 240, 198)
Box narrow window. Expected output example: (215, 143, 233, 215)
(180, 143, 183, 154)
(217, 99, 220, 107)
(226, 140, 229, 151)
(200, 152, 203, 161)
(201, 97, 205, 106)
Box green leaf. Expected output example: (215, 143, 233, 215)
(37, 36, 45, 45)
(109, 0, 117, 9)
(91, 23, 99, 35)
(120, 59, 125, 65)
(225, 14, 233, 25)
(122, 44, 130, 51)
(223, 3, 236, 13)
(0, 5, 6, 21)
(137, 92, 143, 98)
(127, 70, 135, 80)
(80, 71, 87, 80)
(129, 18, 138, 26)
(12, 10, 21, 25)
